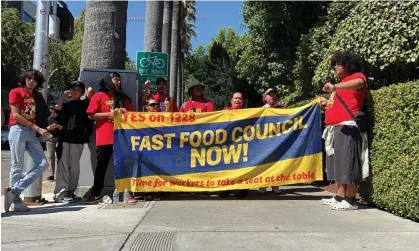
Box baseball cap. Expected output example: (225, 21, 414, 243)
(69, 81, 86, 94)
(263, 88, 278, 96)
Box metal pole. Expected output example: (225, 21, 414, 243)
(24, 0, 51, 203)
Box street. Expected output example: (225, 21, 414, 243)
(1, 148, 418, 251)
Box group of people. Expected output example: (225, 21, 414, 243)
(4, 50, 368, 212)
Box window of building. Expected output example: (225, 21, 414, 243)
(22, 12, 34, 23)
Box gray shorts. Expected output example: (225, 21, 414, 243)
(326, 125, 362, 184)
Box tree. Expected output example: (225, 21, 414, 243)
(236, 1, 329, 93)
(1, 5, 35, 90)
(144, 0, 164, 52)
(313, 1, 419, 90)
(169, 0, 181, 100)
(162, 1, 173, 55)
(81, 1, 128, 69)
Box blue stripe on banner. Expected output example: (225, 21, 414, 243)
(114, 104, 322, 179)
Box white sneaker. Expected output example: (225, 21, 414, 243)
(12, 197, 30, 212)
(322, 197, 338, 205)
(331, 200, 358, 211)
(272, 186, 281, 194)
(258, 188, 266, 194)
(3, 188, 16, 213)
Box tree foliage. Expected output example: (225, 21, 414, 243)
(1, 5, 35, 90)
(312, 1, 419, 91)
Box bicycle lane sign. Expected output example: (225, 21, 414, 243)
(136, 51, 169, 92)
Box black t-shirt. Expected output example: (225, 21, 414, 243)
(57, 100, 93, 144)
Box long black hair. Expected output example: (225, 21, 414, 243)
(18, 69, 45, 91)
(331, 51, 364, 74)
(98, 72, 131, 108)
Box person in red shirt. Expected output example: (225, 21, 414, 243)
(141, 78, 178, 112)
(4, 69, 54, 212)
(219, 92, 249, 199)
(85, 72, 137, 204)
(321, 51, 368, 211)
(179, 80, 215, 113)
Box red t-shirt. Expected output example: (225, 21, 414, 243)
(86, 91, 133, 146)
(8, 87, 36, 127)
(179, 98, 215, 113)
(325, 72, 367, 125)
(146, 93, 178, 112)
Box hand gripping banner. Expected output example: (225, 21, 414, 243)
(114, 98, 323, 192)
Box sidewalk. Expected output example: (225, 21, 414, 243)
(1, 186, 418, 251)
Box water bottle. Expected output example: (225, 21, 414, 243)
(123, 189, 129, 206)
(112, 189, 119, 206)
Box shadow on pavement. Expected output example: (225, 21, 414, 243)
(1, 203, 86, 218)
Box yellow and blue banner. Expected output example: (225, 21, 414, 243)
(114, 98, 323, 192)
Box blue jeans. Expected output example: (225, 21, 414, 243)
(8, 125, 48, 195)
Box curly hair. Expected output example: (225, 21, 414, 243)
(18, 69, 45, 91)
(331, 51, 364, 74)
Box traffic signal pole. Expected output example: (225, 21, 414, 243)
(24, 0, 52, 203)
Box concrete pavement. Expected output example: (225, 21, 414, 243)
(1, 186, 418, 251)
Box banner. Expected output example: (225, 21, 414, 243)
(114, 98, 323, 192)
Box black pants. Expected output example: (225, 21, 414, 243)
(91, 144, 113, 196)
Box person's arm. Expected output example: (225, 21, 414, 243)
(55, 90, 71, 111)
(323, 78, 366, 93)
(86, 93, 113, 120)
(140, 80, 151, 109)
(10, 104, 49, 135)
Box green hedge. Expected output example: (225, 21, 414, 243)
(360, 81, 419, 221)
(289, 82, 419, 220)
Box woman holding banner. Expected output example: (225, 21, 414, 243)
(218, 92, 249, 199)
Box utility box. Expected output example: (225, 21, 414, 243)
(77, 68, 140, 194)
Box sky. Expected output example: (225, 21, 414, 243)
(64, 1, 247, 62)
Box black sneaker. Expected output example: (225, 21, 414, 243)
(46, 175, 55, 182)
(84, 195, 100, 204)
(218, 191, 230, 198)
(71, 193, 82, 202)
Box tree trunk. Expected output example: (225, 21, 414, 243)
(162, 1, 173, 54)
(176, 54, 182, 106)
(169, 1, 181, 99)
(143, 0, 164, 52)
(180, 53, 185, 104)
(81, 1, 128, 69)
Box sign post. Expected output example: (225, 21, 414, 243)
(136, 51, 169, 92)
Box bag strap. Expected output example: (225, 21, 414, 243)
(334, 91, 356, 120)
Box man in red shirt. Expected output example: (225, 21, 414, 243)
(85, 72, 137, 204)
(141, 78, 178, 112)
(321, 51, 368, 211)
(4, 69, 52, 212)
(179, 80, 215, 113)
(219, 92, 249, 199)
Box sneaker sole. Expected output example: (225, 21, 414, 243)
(331, 205, 358, 211)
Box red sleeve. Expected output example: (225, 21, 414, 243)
(207, 101, 216, 112)
(9, 89, 21, 105)
(171, 99, 179, 112)
(86, 93, 101, 114)
(349, 72, 367, 87)
(125, 99, 134, 111)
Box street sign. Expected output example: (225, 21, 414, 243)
(136, 51, 169, 92)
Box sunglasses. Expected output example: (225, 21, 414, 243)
(148, 103, 159, 107)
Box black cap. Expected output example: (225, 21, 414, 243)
(69, 81, 86, 94)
